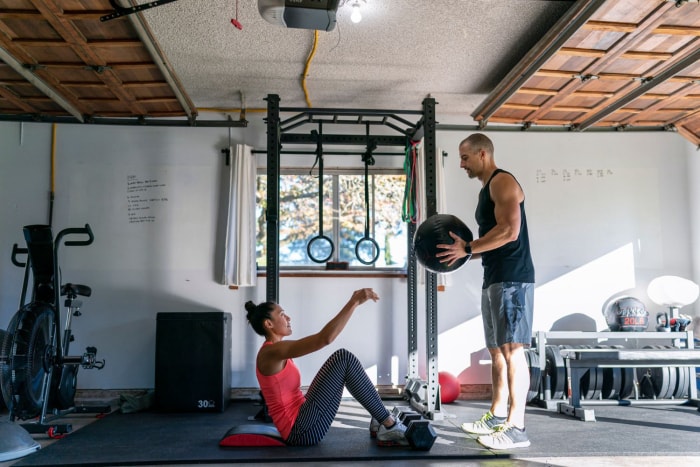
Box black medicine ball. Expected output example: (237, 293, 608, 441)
(604, 296, 649, 332)
(413, 214, 473, 274)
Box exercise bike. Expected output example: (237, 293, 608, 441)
(0, 224, 106, 438)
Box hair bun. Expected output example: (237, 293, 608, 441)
(244, 301, 257, 320)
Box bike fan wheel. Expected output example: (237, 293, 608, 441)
(51, 364, 79, 410)
(0, 303, 55, 420)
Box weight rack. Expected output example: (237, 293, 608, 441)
(264, 95, 445, 419)
(531, 330, 700, 421)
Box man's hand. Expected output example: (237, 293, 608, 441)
(435, 231, 469, 267)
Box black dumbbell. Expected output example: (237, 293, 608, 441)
(405, 419, 437, 451)
(385, 406, 437, 451)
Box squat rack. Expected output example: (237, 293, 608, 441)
(264, 94, 445, 419)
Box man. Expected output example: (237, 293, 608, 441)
(436, 133, 535, 449)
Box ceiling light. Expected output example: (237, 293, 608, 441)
(350, 2, 362, 23)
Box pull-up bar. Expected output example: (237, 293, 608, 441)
(264, 94, 444, 420)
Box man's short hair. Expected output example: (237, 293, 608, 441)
(460, 133, 494, 156)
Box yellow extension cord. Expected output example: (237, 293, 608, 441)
(302, 30, 319, 108)
(199, 30, 320, 115)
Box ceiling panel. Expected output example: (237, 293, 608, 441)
(474, 0, 700, 145)
(0, 0, 193, 121)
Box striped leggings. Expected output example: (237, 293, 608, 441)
(285, 348, 391, 446)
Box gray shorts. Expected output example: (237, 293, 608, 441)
(481, 282, 534, 348)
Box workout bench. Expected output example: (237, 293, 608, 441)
(559, 348, 700, 421)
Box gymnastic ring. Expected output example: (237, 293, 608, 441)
(307, 234, 334, 264)
(355, 236, 380, 265)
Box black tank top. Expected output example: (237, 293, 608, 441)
(476, 169, 535, 288)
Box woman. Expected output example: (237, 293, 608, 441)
(245, 288, 408, 446)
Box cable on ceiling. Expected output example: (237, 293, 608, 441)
(301, 30, 319, 108)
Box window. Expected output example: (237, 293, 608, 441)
(256, 170, 408, 269)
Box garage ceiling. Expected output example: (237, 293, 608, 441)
(0, 0, 699, 145)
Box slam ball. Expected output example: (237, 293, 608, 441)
(413, 214, 473, 273)
(439, 371, 461, 404)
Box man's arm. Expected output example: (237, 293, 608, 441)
(436, 173, 523, 267)
(470, 172, 523, 253)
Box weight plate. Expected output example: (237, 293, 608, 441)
(578, 345, 603, 400)
(658, 345, 688, 399)
(525, 349, 541, 403)
(674, 365, 688, 399)
(612, 345, 634, 399)
(657, 346, 677, 400)
(638, 346, 671, 399)
(545, 345, 566, 400)
(596, 345, 622, 400)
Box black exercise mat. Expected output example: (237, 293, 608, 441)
(12, 399, 700, 466)
(11, 401, 505, 466)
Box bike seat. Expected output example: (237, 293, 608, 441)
(61, 283, 92, 298)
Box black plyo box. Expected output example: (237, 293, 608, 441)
(155, 312, 232, 412)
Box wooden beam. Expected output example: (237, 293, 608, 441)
(551, 105, 591, 112)
(29, 0, 148, 116)
(86, 39, 143, 48)
(617, 108, 642, 114)
(559, 48, 673, 60)
(622, 51, 673, 60)
(0, 9, 41, 19)
(577, 41, 700, 130)
(517, 87, 559, 96)
(535, 69, 577, 79)
(0, 79, 32, 86)
(597, 72, 641, 80)
(559, 47, 605, 58)
(61, 10, 113, 19)
(0, 85, 38, 112)
(22, 95, 52, 102)
(585, 22, 700, 37)
(12, 39, 68, 47)
(137, 97, 179, 103)
(0, 43, 84, 120)
(573, 90, 615, 98)
(76, 97, 120, 102)
(638, 93, 669, 100)
(471, 0, 607, 123)
(676, 125, 700, 146)
(583, 20, 637, 33)
(486, 116, 524, 124)
(535, 119, 574, 125)
(122, 81, 170, 88)
(653, 107, 697, 113)
(525, 2, 676, 122)
(653, 25, 700, 36)
(501, 103, 539, 111)
(61, 81, 107, 88)
(109, 62, 158, 70)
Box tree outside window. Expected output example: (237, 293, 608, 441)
(256, 172, 407, 269)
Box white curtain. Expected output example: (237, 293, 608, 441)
(222, 144, 257, 287)
(415, 140, 450, 288)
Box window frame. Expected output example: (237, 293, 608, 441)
(256, 166, 409, 273)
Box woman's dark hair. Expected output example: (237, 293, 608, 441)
(245, 301, 276, 336)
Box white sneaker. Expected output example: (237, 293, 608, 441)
(461, 411, 506, 435)
(477, 423, 531, 449)
(376, 421, 409, 446)
(369, 417, 380, 438)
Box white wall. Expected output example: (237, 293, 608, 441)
(0, 118, 696, 391)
